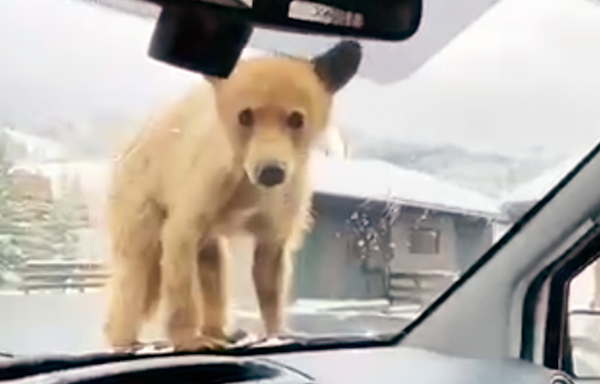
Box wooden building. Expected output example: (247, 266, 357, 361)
(291, 154, 500, 303)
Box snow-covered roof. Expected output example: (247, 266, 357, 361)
(502, 154, 585, 205)
(3, 127, 65, 161)
(239, 47, 268, 60)
(310, 153, 500, 218)
(11, 160, 109, 200)
(14, 154, 501, 220)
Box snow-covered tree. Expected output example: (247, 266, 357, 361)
(0, 129, 26, 286)
(45, 174, 90, 259)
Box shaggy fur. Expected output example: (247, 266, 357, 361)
(103, 40, 362, 352)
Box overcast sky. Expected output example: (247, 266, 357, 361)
(1, 0, 600, 161)
(346, 0, 600, 160)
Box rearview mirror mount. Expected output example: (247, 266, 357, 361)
(149, 3, 253, 78)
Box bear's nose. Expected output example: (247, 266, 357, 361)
(256, 162, 286, 187)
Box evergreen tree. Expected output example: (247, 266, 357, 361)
(0, 126, 94, 288)
(0, 129, 26, 286)
(44, 172, 90, 260)
(14, 191, 58, 260)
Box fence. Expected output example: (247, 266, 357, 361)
(16, 259, 108, 294)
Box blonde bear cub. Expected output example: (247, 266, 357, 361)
(104, 40, 363, 352)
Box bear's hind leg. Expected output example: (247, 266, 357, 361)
(104, 203, 162, 351)
(197, 236, 230, 341)
(104, 242, 162, 350)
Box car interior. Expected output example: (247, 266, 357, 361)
(0, 0, 599, 384)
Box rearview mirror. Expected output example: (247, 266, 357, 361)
(147, 0, 421, 77)
(150, 0, 421, 40)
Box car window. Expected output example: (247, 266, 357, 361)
(568, 259, 600, 378)
(1, 0, 600, 355)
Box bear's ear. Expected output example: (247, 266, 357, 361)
(311, 40, 362, 93)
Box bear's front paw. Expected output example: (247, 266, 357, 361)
(172, 335, 229, 352)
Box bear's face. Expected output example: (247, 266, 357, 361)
(210, 40, 362, 188)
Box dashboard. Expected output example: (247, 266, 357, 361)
(0, 346, 575, 384)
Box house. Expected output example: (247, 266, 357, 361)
(289, 153, 500, 304)
(9, 170, 54, 202)
(10, 160, 110, 263)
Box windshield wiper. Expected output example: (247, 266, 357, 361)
(225, 333, 395, 355)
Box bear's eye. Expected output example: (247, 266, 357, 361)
(238, 108, 254, 127)
(287, 111, 304, 130)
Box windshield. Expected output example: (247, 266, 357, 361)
(1, 0, 599, 355)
